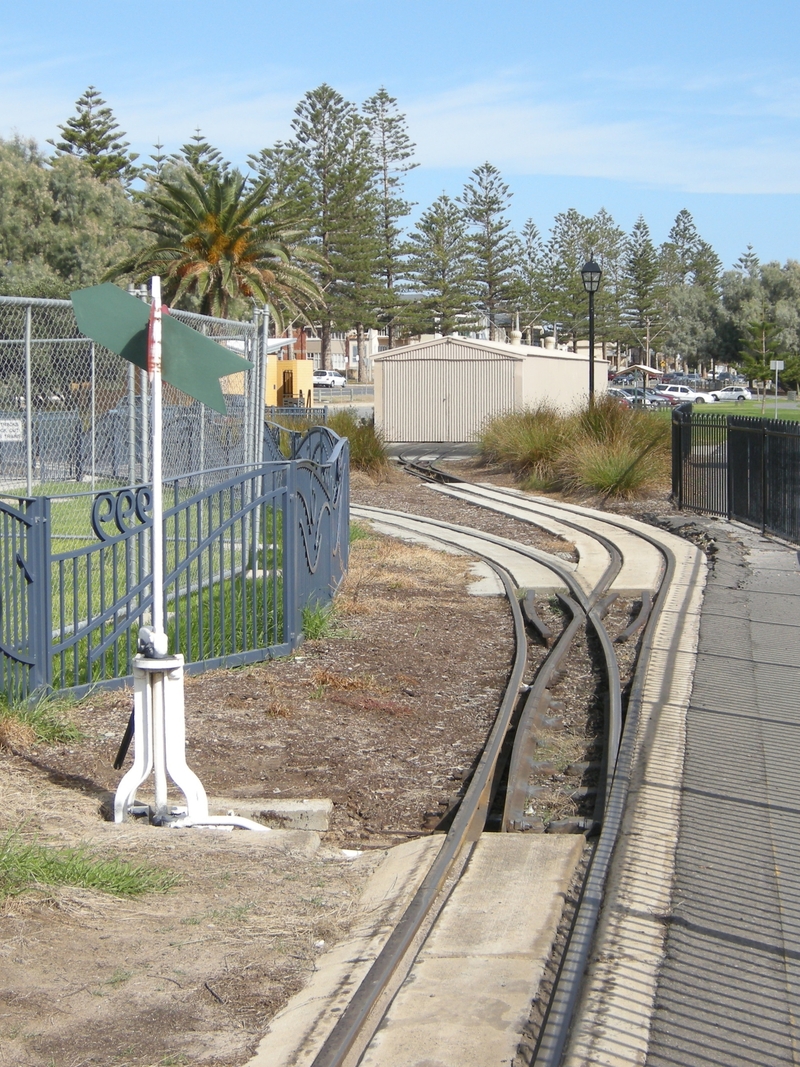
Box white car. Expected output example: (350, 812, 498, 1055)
(655, 384, 711, 404)
(707, 385, 752, 402)
(313, 369, 347, 388)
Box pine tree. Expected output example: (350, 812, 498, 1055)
(458, 163, 518, 338)
(170, 130, 229, 181)
(545, 208, 594, 350)
(137, 141, 168, 182)
(247, 142, 309, 205)
(289, 84, 381, 371)
(48, 86, 138, 185)
(741, 319, 784, 413)
(624, 216, 661, 363)
(362, 88, 417, 348)
(735, 245, 760, 276)
(512, 219, 549, 342)
(402, 194, 476, 337)
(665, 208, 699, 285)
(587, 208, 627, 362)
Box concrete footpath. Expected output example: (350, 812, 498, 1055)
(644, 522, 800, 1066)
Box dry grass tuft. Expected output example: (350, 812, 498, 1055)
(310, 669, 378, 692)
(0, 716, 36, 751)
(265, 700, 291, 719)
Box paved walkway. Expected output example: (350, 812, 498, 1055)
(646, 522, 800, 1066)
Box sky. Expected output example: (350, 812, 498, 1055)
(2, 0, 799, 270)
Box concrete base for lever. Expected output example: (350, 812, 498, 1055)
(114, 654, 268, 832)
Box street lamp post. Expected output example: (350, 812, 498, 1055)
(581, 259, 602, 403)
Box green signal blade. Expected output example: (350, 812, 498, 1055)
(70, 284, 253, 414)
(71, 283, 149, 369)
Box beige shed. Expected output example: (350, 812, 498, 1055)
(373, 336, 607, 443)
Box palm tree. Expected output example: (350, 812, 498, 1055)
(107, 168, 323, 323)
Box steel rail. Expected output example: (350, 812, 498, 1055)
(351, 499, 629, 1065)
(393, 462, 679, 1066)
(502, 592, 586, 831)
(309, 534, 529, 1067)
(380, 474, 628, 835)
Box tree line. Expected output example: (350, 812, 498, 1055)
(1, 83, 799, 385)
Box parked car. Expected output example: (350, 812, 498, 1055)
(617, 387, 670, 408)
(654, 383, 711, 404)
(607, 387, 632, 408)
(707, 385, 752, 402)
(313, 369, 347, 388)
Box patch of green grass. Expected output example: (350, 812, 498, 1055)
(302, 601, 336, 639)
(0, 697, 82, 746)
(349, 520, 373, 542)
(0, 832, 180, 900)
(710, 400, 800, 420)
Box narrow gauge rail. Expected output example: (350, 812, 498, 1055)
(300, 463, 682, 1067)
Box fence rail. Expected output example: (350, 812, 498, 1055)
(0, 426, 349, 702)
(672, 405, 800, 544)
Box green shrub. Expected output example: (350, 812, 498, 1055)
(479, 403, 565, 484)
(327, 409, 389, 474)
(479, 397, 670, 498)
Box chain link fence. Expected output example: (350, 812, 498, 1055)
(0, 294, 265, 505)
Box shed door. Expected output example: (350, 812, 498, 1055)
(383, 356, 516, 442)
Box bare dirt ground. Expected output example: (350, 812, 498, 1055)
(0, 460, 678, 1067)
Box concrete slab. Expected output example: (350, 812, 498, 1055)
(436, 483, 665, 595)
(210, 797, 333, 832)
(246, 836, 443, 1067)
(353, 506, 572, 593)
(359, 835, 584, 1067)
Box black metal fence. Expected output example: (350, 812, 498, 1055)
(672, 405, 800, 543)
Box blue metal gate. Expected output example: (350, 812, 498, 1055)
(0, 427, 349, 701)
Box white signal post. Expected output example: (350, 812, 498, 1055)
(113, 277, 267, 832)
(771, 360, 784, 420)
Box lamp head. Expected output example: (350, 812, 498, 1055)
(581, 259, 602, 293)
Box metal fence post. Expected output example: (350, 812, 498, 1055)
(24, 305, 33, 495)
(284, 462, 298, 648)
(762, 420, 768, 536)
(25, 495, 52, 693)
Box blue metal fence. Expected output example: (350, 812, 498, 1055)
(0, 426, 349, 702)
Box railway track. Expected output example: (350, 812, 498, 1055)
(253, 465, 706, 1067)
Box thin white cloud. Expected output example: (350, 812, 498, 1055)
(404, 75, 800, 195)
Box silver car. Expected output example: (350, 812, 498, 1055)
(707, 385, 752, 402)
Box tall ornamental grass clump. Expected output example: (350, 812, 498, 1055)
(478, 403, 567, 489)
(479, 397, 670, 498)
(327, 409, 389, 475)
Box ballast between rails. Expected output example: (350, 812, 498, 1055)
(309, 544, 529, 1067)
(299, 465, 690, 1067)
(394, 460, 683, 1067)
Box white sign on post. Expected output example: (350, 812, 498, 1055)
(770, 360, 785, 418)
(0, 419, 23, 442)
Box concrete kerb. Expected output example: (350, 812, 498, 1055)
(245, 836, 444, 1067)
(561, 533, 706, 1067)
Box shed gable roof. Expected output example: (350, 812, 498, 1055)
(374, 336, 524, 362)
